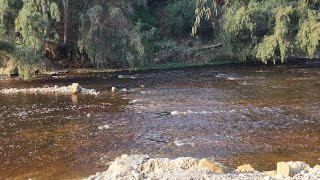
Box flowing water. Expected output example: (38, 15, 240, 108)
(0, 62, 320, 179)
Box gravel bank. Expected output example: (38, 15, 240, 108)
(85, 154, 320, 180)
(0, 85, 99, 95)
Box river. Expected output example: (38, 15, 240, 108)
(0, 62, 319, 179)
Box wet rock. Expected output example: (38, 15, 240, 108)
(174, 140, 194, 147)
(0, 85, 99, 95)
(171, 111, 180, 115)
(146, 133, 169, 143)
(98, 125, 110, 130)
(236, 164, 255, 172)
(71, 83, 81, 94)
(198, 158, 229, 174)
(119, 88, 127, 92)
(118, 75, 136, 79)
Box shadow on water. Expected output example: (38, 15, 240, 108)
(0, 61, 320, 179)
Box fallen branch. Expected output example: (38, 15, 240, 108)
(195, 43, 223, 51)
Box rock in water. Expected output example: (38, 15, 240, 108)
(111, 87, 117, 92)
(71, 83, 81, 94)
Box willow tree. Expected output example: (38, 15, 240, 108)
(13, 0, 60, 77)
(78, 0, 149, 69)
(193, 0, 320, 63)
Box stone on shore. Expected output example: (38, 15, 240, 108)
(198, 158, 229, 173)
(85, 154, 320, 180)
(71, 83, 81, 94)
(277, 162, 291, 177)
(140, 157, 199, 173)
(236, 164, 255, 172)
(265, 170, 277, 178)
(277, 161, 309, 177)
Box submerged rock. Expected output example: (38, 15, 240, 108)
(98, 125, 110, 130)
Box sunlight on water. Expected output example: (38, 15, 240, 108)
(0, 63, 320, 179)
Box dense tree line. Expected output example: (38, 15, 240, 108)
(194, 0, 320, 63)
(0, 0, 320, 78)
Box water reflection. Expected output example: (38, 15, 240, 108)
(71, 94, 78, 105)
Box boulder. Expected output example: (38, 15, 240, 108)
(198, 158, 229, 174)
(277, 162, 291, 177)
(277, 161, 309, 177)
(287, 161, 309, 175)
(111, 87, 117, 92)
(71, 83, 81, 94)
(314, 165, 320, 170)
(237, 164, 255, 172)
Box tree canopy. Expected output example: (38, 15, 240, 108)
(1, 0, 320, 78)
(194, 0, 320, 63)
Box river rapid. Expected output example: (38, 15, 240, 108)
(0, 62, 319, 179)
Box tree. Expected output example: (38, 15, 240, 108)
(193, 0, 320, 63)
(61, 0, 69, 44)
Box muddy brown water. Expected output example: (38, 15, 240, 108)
(0, 62, 320, 179)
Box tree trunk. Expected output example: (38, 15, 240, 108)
(62, 0, 69, 44)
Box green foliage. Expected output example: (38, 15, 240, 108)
(78, 2, 150, 69)
(15, 0, 60, 51)
(297, 9, 320, 57)
(0, 39, 15, 53)
(2, 0, 320, 79)
(165, 0, 196, 36)
(193, 0, 320, 63)
(13, 47, 42, 79)
(0, 0, 60, 78)
(197, 0, 320, 63)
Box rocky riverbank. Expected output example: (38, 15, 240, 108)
(0, 84, 99, 95)
(85, 154, 320, 180)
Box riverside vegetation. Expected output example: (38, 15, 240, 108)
(1, 0, 320, 79)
